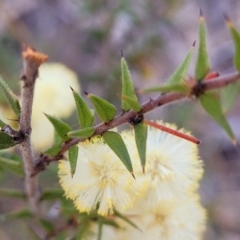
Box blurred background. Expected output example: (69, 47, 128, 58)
(0, 0, 240, 239)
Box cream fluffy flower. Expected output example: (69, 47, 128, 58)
(120, 194, 206, 240)
(31, 63, 80, 151)
(58, 137, 147, 216)
(122, 121, 203, 208)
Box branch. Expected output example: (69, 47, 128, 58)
(19, 46, 48, 214)
(32, 71, 240, 176)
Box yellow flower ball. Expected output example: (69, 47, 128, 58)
(31, 63, 80, 151)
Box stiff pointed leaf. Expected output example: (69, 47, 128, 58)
(97, 218, 103, 240)
(75, 218, 89, 240)
(134, 123, 147, 173)
(114, 209, 139, 230)
(168, 45, 194, 84)
(221, 81, 240, 113)
(0, 131, 19, 149)
(0, 75, 21, 117)
(72, 89, 94, 127)
(142, 83, 190, 94)
(0, 188, 26, 199)
(0, 156, 24, 175)
(87, 93, 117, 123)
(199, 92, 236, 143)
(0, 119, 5, 128)
(45, 114, 71, 141)
(103, 131, 134, 175)
(121, 95, 141, 112)
(226, 17, 240, 71)
(54, 129, 63, 145)
(68, 145, 79, 176)
(195, 11, 211, 80)
(4, 208, 33, 220)
(221, 17, 240, 113)
(44, 145, 62, 156)
(68, 127, 95, 138)
(121, 55, 138, 111)
(100, 218, 119, 228)
(39, 219, 55, 233)
(40, 188, 64, 201)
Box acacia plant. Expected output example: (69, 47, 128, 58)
(0, 12, 240, 240)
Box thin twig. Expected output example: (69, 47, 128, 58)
(32, 71, 240, 176)
(19, 46, 48, 214)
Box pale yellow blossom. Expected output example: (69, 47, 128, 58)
(31, 63, 80, 151)
(122, 121, 203, 209)
(58, 137, 147, 216)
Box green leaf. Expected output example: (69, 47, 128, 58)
(45, 114, 71, 141)
(87, 93, 117, 123)
(121, 54, 138, 111)
(72, 88, 94, 127)
(54, 129, 63, 145)
(0, 188, 26, 199)
(0, 156, 24, 175)
(0, 119, 6, 128)
(142, 83, 190, 94)
(44, 145, 62, 156)
(195, 10, 211, 80)
(221, 17, 240, 113)
(39, 219, 55, 233)
(134, 123, 148, 173)
(40, 188, 64, 201)
(68, 146, 79, 176)
(97, 217, 103, 240)
(0, 75, 21, 117)
(199, 92, 236, 144)
(75, 218, 89, 240)
(226, 17, 240, 71)
(68, 127, 95, 138)
(168, 44, 194, 84)
(120, 95, 141, 112)
(221, 80, 240, 113)
(4, 208, 33, 220)
(103, 131, 134, 176)
(0, 131, 19, 150)
(114, 209, 139, 230)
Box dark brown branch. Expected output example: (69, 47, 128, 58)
(19, 46, 48, 214)
(32, 71, 240, 176)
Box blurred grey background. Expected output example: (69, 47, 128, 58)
(0, 0, 240, 239)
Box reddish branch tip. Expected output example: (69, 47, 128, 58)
(22, 45, 48, 65)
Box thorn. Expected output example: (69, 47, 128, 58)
(142, 166, 145, 174)
(200, 8, 203, 17)
(84, 91, 89, 96)
(192, 40, 196, 47)
(131, 172, 136, 179)
(70, 86, 74, 91)
(121, 49, 124, 58)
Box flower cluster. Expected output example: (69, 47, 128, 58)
(58, 121, 206, 239)
(31, 63, 80, 151)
